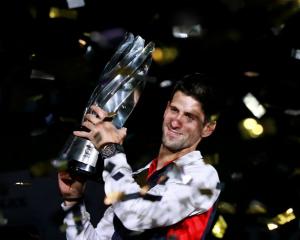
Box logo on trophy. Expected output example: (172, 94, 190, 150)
(53, 33, 155, 181)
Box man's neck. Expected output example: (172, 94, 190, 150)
(156, 145, 196, 170)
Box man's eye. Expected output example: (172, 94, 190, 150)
(170, 107, 178, 112)
(185, 114, 194, 121)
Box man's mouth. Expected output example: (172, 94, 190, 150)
(166, 127, 182, 138)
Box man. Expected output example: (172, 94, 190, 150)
(58, 73, 221, 239)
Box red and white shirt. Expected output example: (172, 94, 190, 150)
(63, 150, 221, 239)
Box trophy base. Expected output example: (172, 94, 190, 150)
(68, 159, 103, 182)
(57, 135, 103, 181)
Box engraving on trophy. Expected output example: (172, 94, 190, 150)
(83, 144, 92, 159)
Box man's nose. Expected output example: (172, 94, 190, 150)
(170, 115, 183, 128)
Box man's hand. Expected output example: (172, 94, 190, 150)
(58, 171, 86, 207)
(73, 105, 127, 150)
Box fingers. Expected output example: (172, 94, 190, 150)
(84, 113, 100, 125)
(90, 105, 107, 120)
(73, 130, 90, 138)
(84, 105, 107, 127)
(58, 171, 76, 186)
(119, 127, 127, 144)
(58, 171, 71, 180)
(85, 105, 116, 125)
(120, 127, 127, 138)
(93, 132, 102, 144)
(74, 110, 127, 148)
(82, 121, 95, 130)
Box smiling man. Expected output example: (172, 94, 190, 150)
(58, 73, 222, 240)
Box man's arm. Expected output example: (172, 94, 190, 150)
(62, 203, 115, 240)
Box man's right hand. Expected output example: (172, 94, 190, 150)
(58, 171, 86, 207)
(73, 105, 127, 150)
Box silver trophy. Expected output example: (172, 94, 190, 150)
(54, 32, 155, 180)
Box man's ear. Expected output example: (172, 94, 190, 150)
(201, 121, 217, 138)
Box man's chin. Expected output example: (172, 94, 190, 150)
(163, 141, 182, 152)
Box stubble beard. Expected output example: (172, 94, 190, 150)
(162, 129, 187, 152)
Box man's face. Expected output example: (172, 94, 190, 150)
(162, 91, 207, 152)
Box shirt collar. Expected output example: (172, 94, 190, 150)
(174, 151, 203, 168)
(147, 150, 203, 179)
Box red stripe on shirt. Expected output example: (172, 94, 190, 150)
(166, 207, 213, 240)
(147, 158, 214, 239)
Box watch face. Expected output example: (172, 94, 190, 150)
(103, 144, 115, 157)
(100, 143, 124, 159)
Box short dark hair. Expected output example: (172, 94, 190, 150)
(171, 73, 221, 122)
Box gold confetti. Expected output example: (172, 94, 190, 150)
(157, 175, 168, 184)
(103, 112, 117, 121)
(140, 185, 150, 195)
(199, 188, 213, 196)
(104, 191, 125, 205)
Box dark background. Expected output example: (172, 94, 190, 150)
(0, 0, 300, 239)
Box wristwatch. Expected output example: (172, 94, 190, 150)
(99, 143, 124, 159)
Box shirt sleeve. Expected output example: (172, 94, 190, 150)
(102, 153, 220, 231)
(62, 202, 115, 240)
